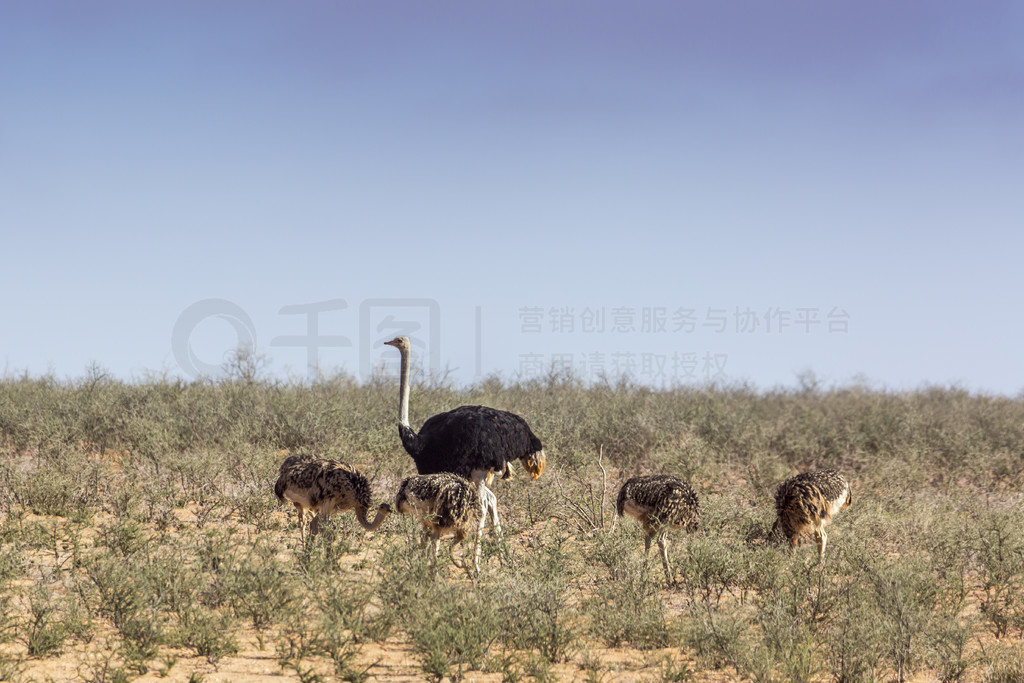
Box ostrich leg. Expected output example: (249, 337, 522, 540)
(484, 485, 502, 536)
(471, 472, 503, 539)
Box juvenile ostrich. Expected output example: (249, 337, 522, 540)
(616, 474, 701, 584)
(772, 469, 851, 559)
(274, 453, 325, 537)
(384, 336, 545, 536)
(274, 454, 391, 537)
(395, 472, 482, 574)
(307, 460, 392, 535)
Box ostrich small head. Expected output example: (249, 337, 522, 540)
(521, 449, 546, 479)
(384, 336, 411, 351)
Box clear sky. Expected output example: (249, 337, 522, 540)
(2, 1, 1022, 393)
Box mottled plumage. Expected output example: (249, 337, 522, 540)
(385, 336, 545, 538)
(275, 453, 327, 535)
(308, 459, 392, 534)
(617, 474, 701, 584)
(395, 472, 483, 574)
(274, 454, 390, 537)
(772, 469, 851, 559)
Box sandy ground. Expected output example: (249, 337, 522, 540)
(3, 504, 1021, 682)
(11, 621, 718, 682)
(3, 507, 721, 683)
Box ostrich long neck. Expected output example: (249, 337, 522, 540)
(397, 344, 411, 428)
(395, 342, 424, 465)
(355, 505, 390, 531)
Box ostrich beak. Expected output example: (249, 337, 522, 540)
(521, 449, 546, 479)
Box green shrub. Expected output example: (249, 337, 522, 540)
(584, 529, 668, 648)
(975, 507, 1024, 639)
(224, 539, 297, 634)
(867, 556, 946, 683)
(408, 584, 502, 681)
(80, 554, 165, 671)
(18, 583, 72, 657)
(498, 538, 579, 664)
(276, 617, 325, 681)
(751, 598, 820, 683)
(678, 601, 748, 672)
(172, 604, 238, 663)
(312, 572, 390, 644)
(2, 370, 1024, 680)
(676, 533, 744, 610)
(824, 573, 886, 683)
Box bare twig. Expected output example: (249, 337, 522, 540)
(554, 473, 598, 533)
(554, 448, 613, 533)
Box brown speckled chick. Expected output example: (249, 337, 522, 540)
(309, 460, 391, 535)
(772, 469, 851, 559)
(274, 453, 327, 536)
(616, 474, 701, 584)
(274, 454, 390, 537)
(395, 472, 482, 574)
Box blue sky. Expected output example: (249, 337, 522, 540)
(2, 1, 1022, 393)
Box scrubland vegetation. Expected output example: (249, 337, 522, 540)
(1, 360, 1024, 681)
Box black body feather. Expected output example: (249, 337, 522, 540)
(399, 404, 543, 478)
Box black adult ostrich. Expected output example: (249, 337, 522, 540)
(384, 336, 546, 535)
